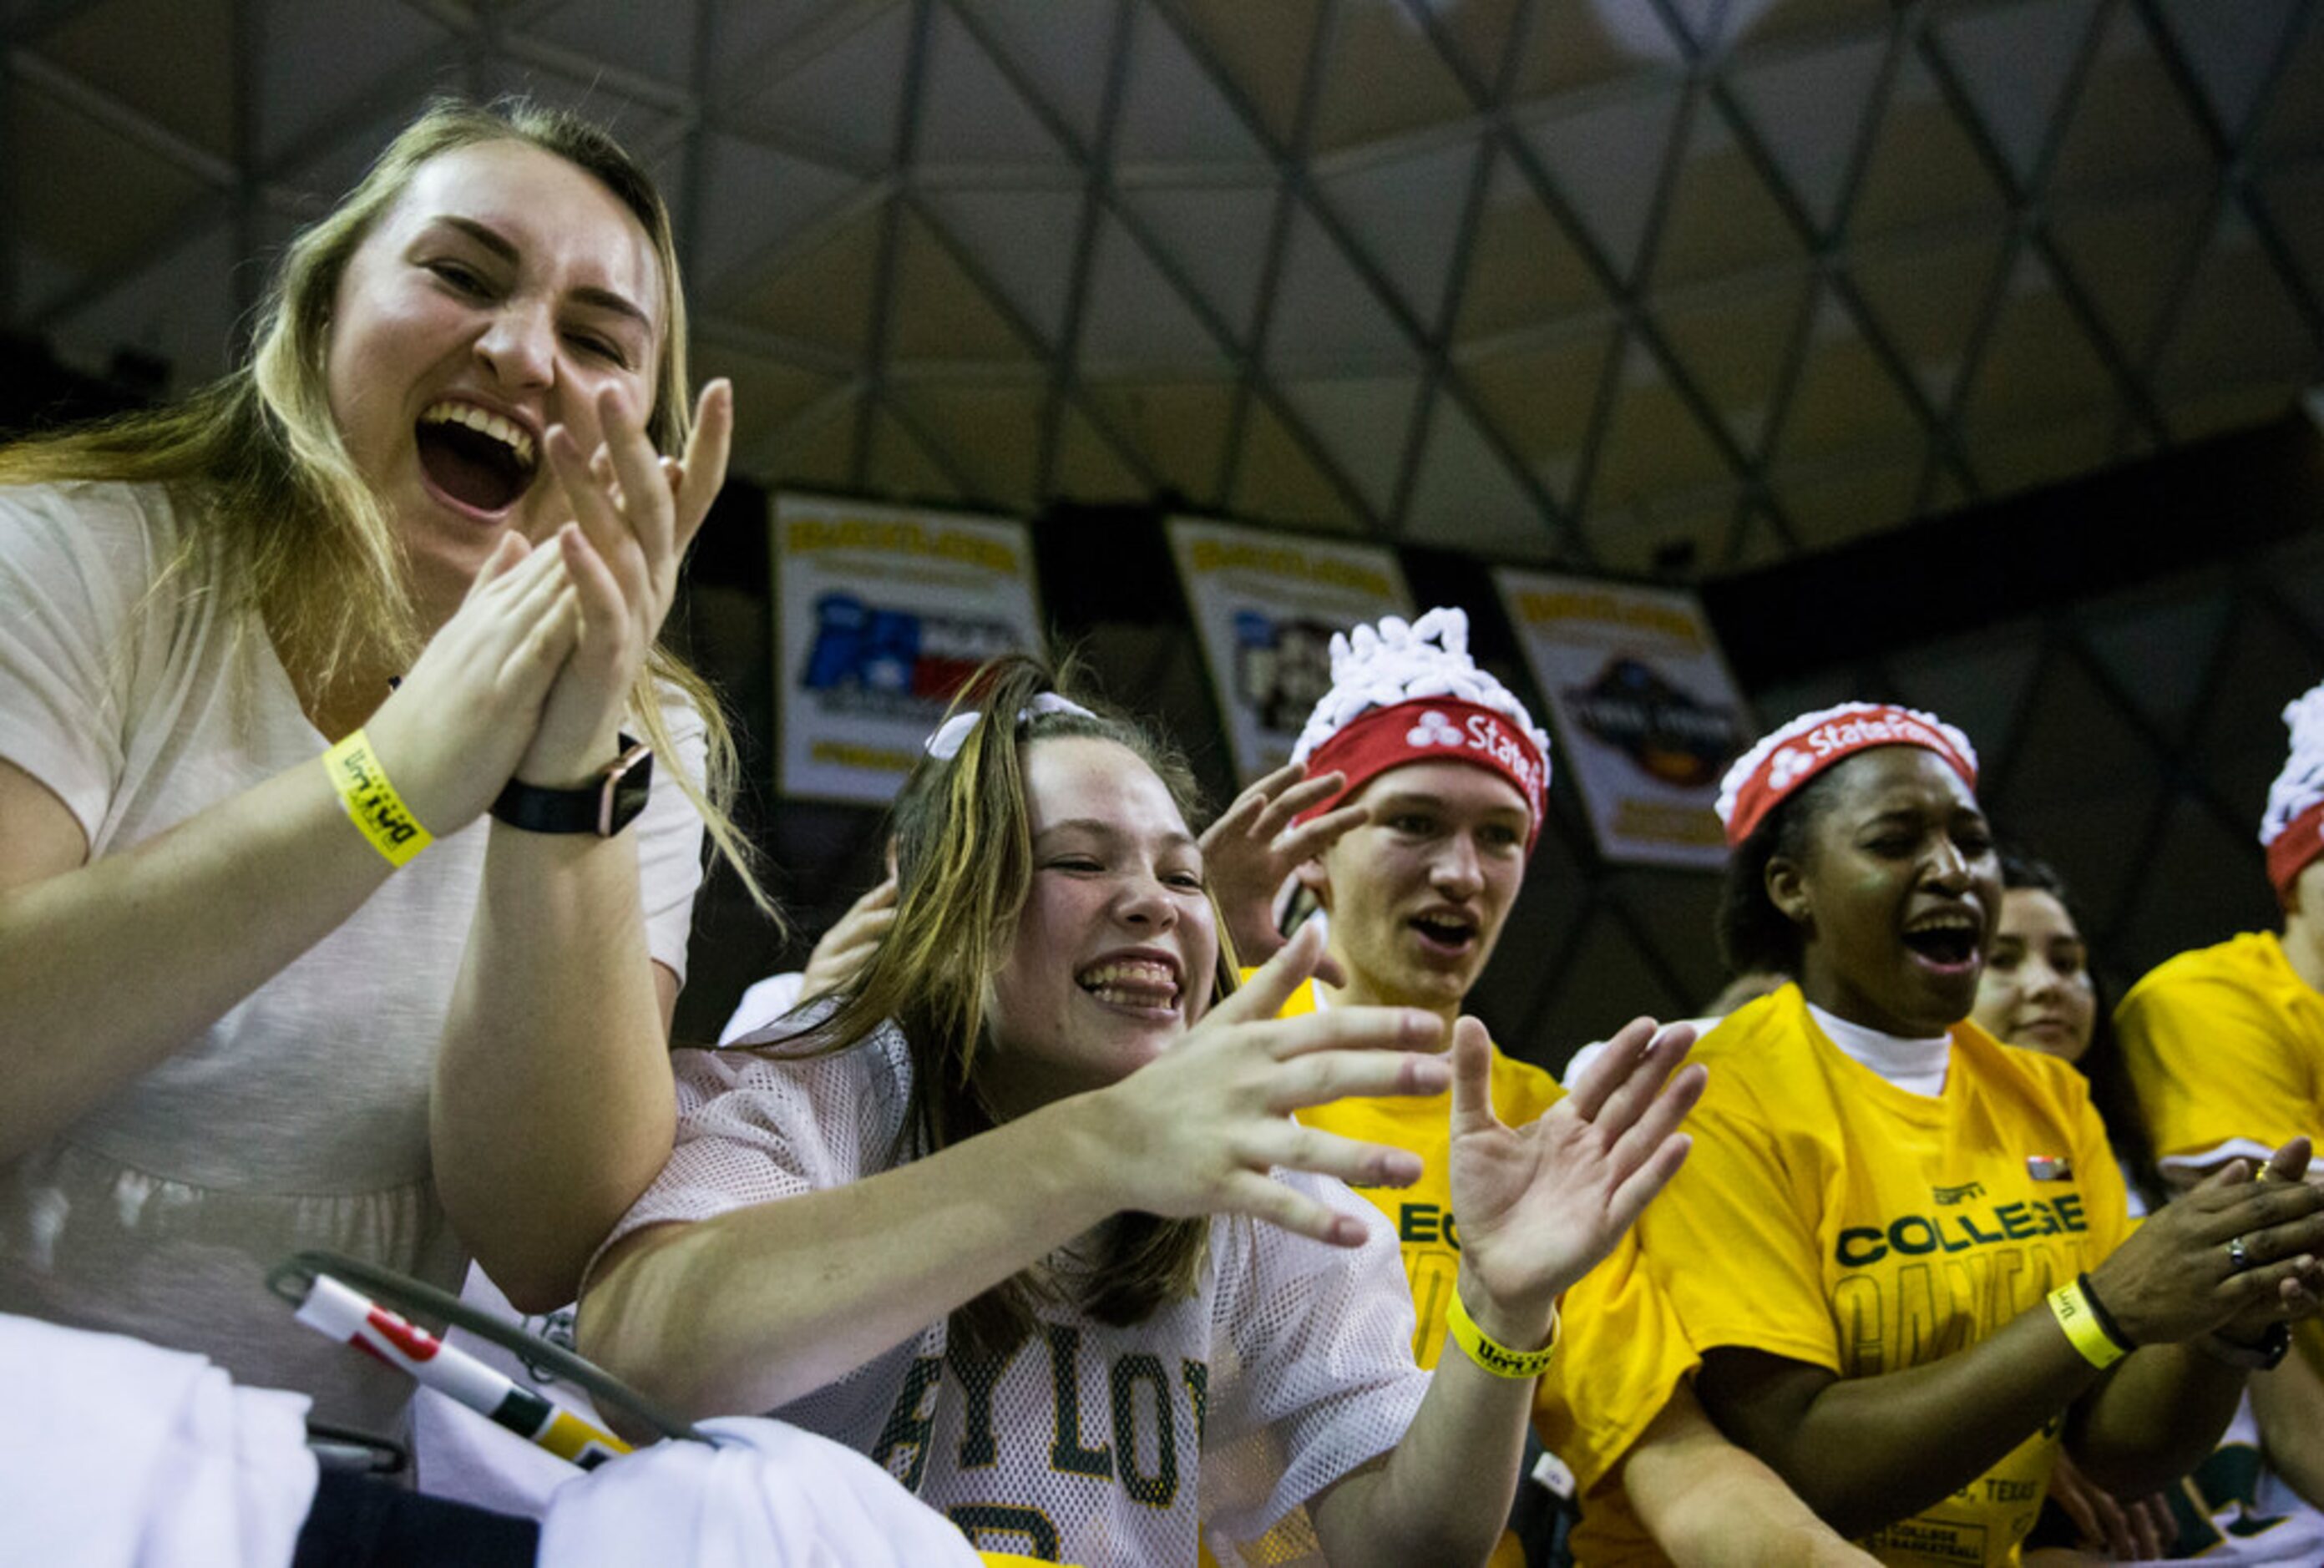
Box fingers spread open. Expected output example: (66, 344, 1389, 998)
(1246, 769, 1344, 839)
(1204, 761, 1305, 843)
(596, 382, 671, 566)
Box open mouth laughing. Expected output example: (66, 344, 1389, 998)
(416, 399, 539, 516)
(1901, 908, 1982, 973)
(1409, 908, 1479, 960)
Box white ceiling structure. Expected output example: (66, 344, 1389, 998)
(6, 0, 2321, 579)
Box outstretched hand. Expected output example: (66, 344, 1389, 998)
(1448, 1015, 1704, 1333)
(1084, 917, 1449, 1247)
(1198, 761, 1365, 975)
(519, 377, 733, 786)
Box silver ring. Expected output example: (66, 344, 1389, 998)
(2227, 1234, 2252, 1272)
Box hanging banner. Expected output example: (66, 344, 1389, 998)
(1166, 517, 1415, 784)
(774, 493, 1044, 804)
(1493, 569, 1750, 869)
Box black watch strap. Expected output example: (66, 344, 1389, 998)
(2195, 1322, 2291, 1371)
(491, 735, 653, 837)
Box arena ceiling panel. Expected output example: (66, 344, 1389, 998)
(4, 0, 2320, 579)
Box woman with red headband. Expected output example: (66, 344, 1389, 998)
(1632, 702, 2324, 1566)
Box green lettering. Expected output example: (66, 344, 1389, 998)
(871, 1356, 944, 1490)
(1180, 1360, 1208, 1445)
(947, 1339, 1016, 1470)
(1996, 1202, 2034, 1239)
(1890, 1216, 1939, 1257)
(1399, 1204, 1440, 1245)
(1836, 1227, 1888, 1267)
(1045, 1325, 1112, 1479)
(1110, 1354, 1178, 1508)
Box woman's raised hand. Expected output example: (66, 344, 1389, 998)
(1082, 917, 1449, 1247)
(363, 532, 579, 832)
(1448, 1016, 1704, 1324)
(520, 377, 732, 785)
(2087, 1138, 2324, 1348)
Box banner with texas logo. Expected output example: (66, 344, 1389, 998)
(1166, 517, 1415, 784)
(774, 492, 1044, 804)
(1492, 568, 1749, 869)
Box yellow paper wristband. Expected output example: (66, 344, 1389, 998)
(2048, 1277, 2129, 1369)
(324, 729, 433, 867)
(1446, 1289, 1558, 1379)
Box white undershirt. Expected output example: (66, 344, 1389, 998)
(1805, 1001, 1951, 1097)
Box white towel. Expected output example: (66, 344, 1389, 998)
(0, 1312, 317, 1568)
(538, 1415, 983, 1568)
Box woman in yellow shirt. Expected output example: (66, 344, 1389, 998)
(1635, 703, 2324, 1568)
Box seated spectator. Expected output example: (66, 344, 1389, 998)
(578, 655, 1704, 1566)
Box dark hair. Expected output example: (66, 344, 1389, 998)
(789, 653, 1228, 1359)
(1716, 766, 1846, 977)
(1994, 850, 2161, 1206)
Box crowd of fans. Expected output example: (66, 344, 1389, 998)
(3, 96, 2321, 1568)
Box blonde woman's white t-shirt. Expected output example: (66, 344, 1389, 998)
(0, 479, 706, 1434)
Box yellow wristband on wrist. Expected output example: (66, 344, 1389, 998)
(324, 729, 433, 867)
(2048, 1277, 2129, 1369)
(1446, 1289, 1558, 1379)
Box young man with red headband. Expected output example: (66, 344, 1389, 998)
(1250, 609, 1870, 1566)
(2116, 679, 2324, 1493)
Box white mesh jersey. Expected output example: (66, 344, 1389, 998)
(605, 1036, 1432, 1567)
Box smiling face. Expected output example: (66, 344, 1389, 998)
(1770, 746, 2001, 1039)
(979, 736, 1220, 1115)
(324, 139, 661, 608)
(1304, 759, 1529, 1020)
(1971, 887, 2096, 1061)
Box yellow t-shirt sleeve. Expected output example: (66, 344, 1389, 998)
(2117, 958, 2316, 1161)
(1635, 1085, 1843, 1375)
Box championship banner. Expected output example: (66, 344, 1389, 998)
(774, 493, 1043, 804)
(1166, 517, 1415, 784)
(1492, 569, 1749, 869)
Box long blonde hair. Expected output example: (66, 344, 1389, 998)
(0, 97, 765, 907)
(793, 655, 1232, 1358)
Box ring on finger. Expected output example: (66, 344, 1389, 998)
(2226, 1233, 2252, 1272)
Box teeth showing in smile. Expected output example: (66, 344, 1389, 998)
(1077, 959, 1178, 1008)
(419, 400, 536, 469)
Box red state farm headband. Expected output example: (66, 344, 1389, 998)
(2266, 800, 2324, 898)
(1297, 697, 1548, 853)
(1716, 701, 1979, 847)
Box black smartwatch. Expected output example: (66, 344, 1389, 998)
(491, 735, 654, 837)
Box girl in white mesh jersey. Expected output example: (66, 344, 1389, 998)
(580, 654, 1705, 1568)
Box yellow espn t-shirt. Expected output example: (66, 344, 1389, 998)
(1635, 985, 2129, 1568)
(1281, 978, 1704, 1566)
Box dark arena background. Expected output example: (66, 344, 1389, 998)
(4, 0, 2321, 1065)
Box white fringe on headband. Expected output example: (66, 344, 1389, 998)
(2262, 680, 2324, 850)
(1714, 701, 1979, 830)
(1287, 607, 1551, 781)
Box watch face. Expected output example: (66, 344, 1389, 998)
(601, 744, 655, 836)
